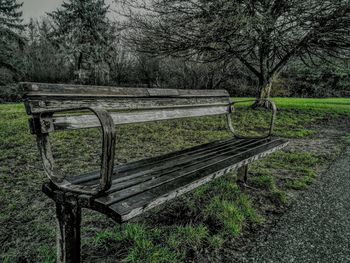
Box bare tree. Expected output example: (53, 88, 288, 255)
(119, 0, 350, 102)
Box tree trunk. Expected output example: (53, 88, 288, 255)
(253, 75, 275, 108)
(74, 52, 85, 84)
(77, 52, 83, 71)
(258, 80, 273, 100)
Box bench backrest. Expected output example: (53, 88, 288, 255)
(21, 83, 231, 134)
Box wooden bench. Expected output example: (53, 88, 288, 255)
(22, 82, 289, 263)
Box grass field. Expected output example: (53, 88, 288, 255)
(1, 98, 349, 262)
(273, 97, 350, 113)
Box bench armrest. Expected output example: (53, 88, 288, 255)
(227, 99, 277, 138)
(35, 107, 116, 195)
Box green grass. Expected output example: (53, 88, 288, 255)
(201, 179, 264, 237)
(235, 97, 350, 114)
(1, 98, 349, 262)
(273, 97, 350, 114)
(251, 151, 320, 193)
(250, 174, 288, 204)
(233, 97, 350, 138)
(285, 176, 315, 190)
(231, 108, 318, 138)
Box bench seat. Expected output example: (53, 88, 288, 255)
(44, 136, 288, 223)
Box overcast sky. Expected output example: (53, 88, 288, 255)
(22, 0, 63, 21)
(22, 0, 117, 21)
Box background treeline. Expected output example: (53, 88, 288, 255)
(1, 1, 350, 102)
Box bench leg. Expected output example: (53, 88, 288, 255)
(56, 202, 81, 263)
(237, 165, 248, 184)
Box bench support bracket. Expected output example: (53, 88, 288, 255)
(237, 165, 248, 184)
(56, 202, 81, 263)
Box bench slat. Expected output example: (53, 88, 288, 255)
(48, 105, 229, 131)
(22, 82, 229, 98)
(25, 97, 230, 114)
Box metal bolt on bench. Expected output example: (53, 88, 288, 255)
(22, 82, 289, 263)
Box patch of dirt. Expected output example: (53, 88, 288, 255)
(288, 117, 349, 159)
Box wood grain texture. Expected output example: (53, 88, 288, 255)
(21, 82, 229, 98)
(22, 82, 231, 130)
(94, 138, 283, 204)
(97, 139, 266, 203)
(56, 202, 81, 263)
(46, 105, 229, 132)
(24, 97, 230, 114)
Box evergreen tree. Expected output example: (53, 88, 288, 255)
(49, 0, 114, 84)
(0, 0, 25, 83)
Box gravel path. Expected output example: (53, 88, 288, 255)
(243, 147, 350, 263)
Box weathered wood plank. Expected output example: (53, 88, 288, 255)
(105, 139, 256, 192)
(21, 82, 229, 98)
(68, 137, 243, 185)
(100, 139, 266, 202)
(75, 138, 254, 188)
(96, 138, 281, 205)
(24, 97, 230, 114)
(44, 105, 229, 132)
(56, 202, 81, 263)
